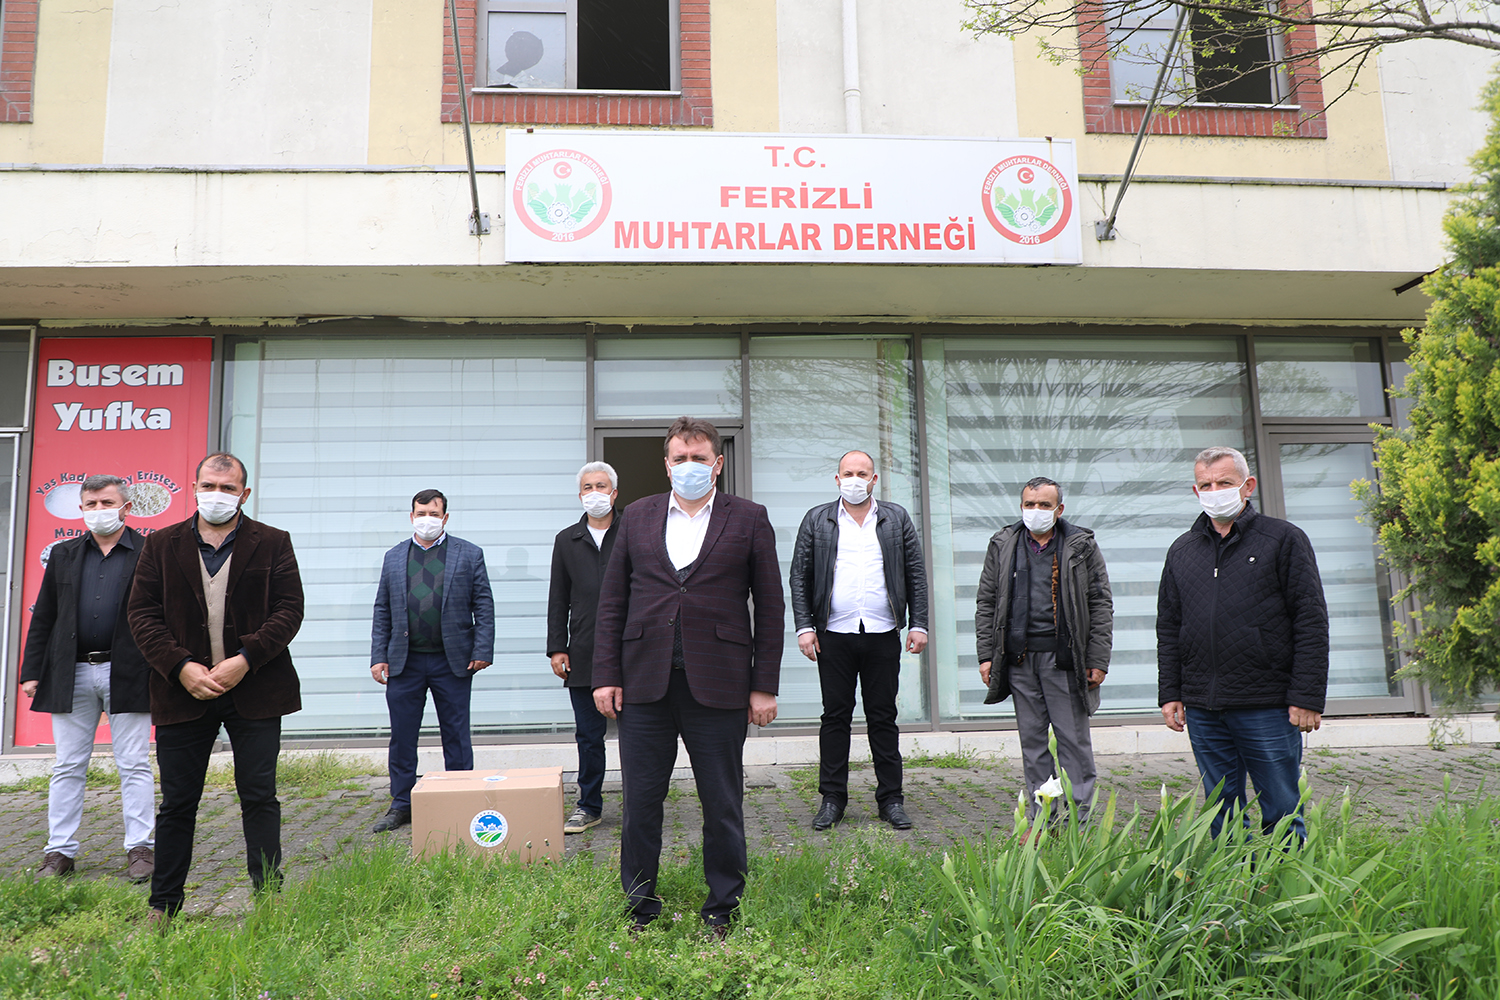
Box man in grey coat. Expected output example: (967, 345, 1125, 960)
(369, 488, 495, 832)
(974, 476, 1113, 827)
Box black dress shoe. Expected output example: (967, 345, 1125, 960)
(812, 799, 844, 831)
(372, 808, 411, 833)
(880, 802, 913, 830)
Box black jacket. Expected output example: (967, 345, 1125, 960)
(1156, 502, 1330, 713)
(789, 499, 928, 634)
(974, 519, 1114, 715)
(546, 510, 622, 688)
(20, 527, 151, 715)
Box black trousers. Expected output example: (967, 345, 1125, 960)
(617, 669, 747, 926)
(149, 695, 282, 914)
(817, 627, 904, 810)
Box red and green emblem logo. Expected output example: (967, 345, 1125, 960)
(981, 156, 1072, 245)
(512, 149, 612, 242)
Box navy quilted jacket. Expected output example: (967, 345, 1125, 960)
(1156, 502, 1330, 713)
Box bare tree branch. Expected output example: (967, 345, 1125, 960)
(966, 0, 1500, 131)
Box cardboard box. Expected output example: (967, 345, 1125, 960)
(409, 767, 564, 862)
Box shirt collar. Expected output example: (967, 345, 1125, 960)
(84, 526, 136, 553)
(192, 517, 240, 549)
(412, 532, 448, 549)
(668, 489, 716, 519)
(837, 497, 878, 524)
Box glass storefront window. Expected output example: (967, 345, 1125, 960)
(1256, 337, 1386, 418)
(1276, 441, 1399, 699)
(923, 334, 1254, 720)
(596, 336, 742, 420)
(224, 336, 587, 737)
(748, 335, 924, 725)
(1388, 338, 1414, 428)
(0, 436, 16, 686)
(0, 329, 30, 428)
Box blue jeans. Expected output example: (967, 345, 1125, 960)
(569, 685, 607, 816)
(1185, 706, 1305, 841)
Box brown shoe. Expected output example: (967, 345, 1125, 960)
(36, 852, 74, 878)
(126, 846, 155, 883)
(146, 908, 171, 933)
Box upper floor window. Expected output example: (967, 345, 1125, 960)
(1079, 0, 1327, 138)
(443, 0, 710, 126)
(478, 0, 676, 92)
(1108, 4, 1291, 106)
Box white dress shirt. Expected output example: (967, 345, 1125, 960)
(665, 490, 715, 570)
(824, 499, 899, 634)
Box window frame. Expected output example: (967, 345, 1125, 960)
(0, 0, 40, 124)
(1079, 0, 1328, 138)
(443, 0, 710, 127)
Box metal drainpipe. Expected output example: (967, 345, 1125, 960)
(842, 0, 862, 133)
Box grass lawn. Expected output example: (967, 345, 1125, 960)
(2, 782, 1498, 999)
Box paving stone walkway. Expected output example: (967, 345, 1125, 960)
(3, 742, 1497, 917)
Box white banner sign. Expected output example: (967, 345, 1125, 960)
(504, 130, 1082, 265)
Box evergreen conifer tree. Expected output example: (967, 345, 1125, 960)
(1359, 75, 1500, 709)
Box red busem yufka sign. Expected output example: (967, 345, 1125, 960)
(13, 337, 212, 747)
(504, 130, 1082, 265)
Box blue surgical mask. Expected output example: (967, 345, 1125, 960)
(670, 461, 716, 501)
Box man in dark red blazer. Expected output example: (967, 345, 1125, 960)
(593, 416, 784, 935)
(128, 452, 304, 924)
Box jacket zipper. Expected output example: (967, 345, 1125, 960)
(1206, 537, 1222, 710)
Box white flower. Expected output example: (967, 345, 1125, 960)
(1034, 775, 1064, 804)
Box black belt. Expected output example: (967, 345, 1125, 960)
(81, 650, 112, 664)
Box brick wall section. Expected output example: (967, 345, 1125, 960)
(441, 0, 712, 126)
(1077, 0, 1326, 139)
(0, 0, 39, 124)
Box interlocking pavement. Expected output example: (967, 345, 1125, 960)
(2, 742, 1497, 916)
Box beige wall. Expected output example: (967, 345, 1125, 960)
(0, 0, 114, 164)
(713, 0, 778, 131)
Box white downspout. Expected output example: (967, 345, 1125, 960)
(842, 0, 862, 133)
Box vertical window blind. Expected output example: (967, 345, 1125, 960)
(923, 334, 1255, 718)
(226, 336, 588, 736)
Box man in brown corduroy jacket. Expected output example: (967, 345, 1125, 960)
(128, 451, 304, 924)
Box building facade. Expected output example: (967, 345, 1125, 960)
(1, 0, 1492, 749)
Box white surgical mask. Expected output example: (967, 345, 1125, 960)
(670, 461, 716, 501)
(196, 490, 243, 525)
(581, 491, 614, 519)
(1198, 486, 1246, 521)
(839, 477, 872, 504)
(1021, 508, 1055, 534)
(412, 515, 445, 541)
(82, 507, 124, 537)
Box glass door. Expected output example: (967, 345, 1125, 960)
(1258, 429, 1416, 713)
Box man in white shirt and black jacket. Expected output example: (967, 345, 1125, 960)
(790, 449, 928, 831)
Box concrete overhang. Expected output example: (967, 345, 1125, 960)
(0, 167, 1449, 326)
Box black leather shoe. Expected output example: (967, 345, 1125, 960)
(880, 802, 913, 830)
(372, 808, 411, 833)
(812, 799, 844, 831)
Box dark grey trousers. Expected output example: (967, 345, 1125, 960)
(1009, 650, 1097, 822)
